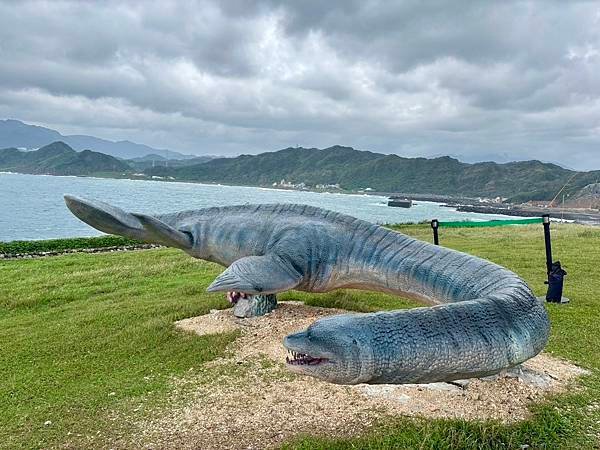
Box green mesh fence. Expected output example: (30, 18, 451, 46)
(438, 218, 543, 228)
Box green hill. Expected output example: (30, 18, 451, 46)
(0, 141, 131, 176)
(146, 145, 599, 201)
(3, 142, 597, 201)
(126, 155, 213, 172)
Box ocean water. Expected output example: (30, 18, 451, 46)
(0, 172, 516, 241)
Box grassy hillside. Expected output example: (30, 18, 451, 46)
(0, 224, 599, 448)
(0, 141, 131, 175)
(126, 155, 213, 172)
(3, 140, 597, 202)
(147, 145, 599, 201)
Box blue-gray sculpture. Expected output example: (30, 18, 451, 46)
(64, 196, 550, 385)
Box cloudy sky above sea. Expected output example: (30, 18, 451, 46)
(0, 1, 599, 169)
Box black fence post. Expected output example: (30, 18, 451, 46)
(431, 219, 439, 245)
(542, 214, 568, 303)
(542, 214, 552, 274)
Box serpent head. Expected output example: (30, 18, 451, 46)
(283, 314, 375, 384)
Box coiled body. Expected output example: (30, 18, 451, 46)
(64, 198, 551, 384)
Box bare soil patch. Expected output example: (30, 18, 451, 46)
(134, 301, 587, 449)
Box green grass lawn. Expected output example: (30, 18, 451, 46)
(1, 224, 599, 449)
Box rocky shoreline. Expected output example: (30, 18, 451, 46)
(452, 205, 600, 226)
(0, 243, 162, 260)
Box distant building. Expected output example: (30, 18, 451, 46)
(315, 183, 341, 190)
(272, 178, 308, 190)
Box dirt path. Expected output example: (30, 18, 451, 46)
(132, 301, 587, 450)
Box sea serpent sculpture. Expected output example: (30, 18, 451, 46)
(64, 196, 550, 385)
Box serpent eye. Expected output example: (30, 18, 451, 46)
(352, 338, 358, 345)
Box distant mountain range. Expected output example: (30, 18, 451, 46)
(0, 119, 193, 160)
(0, 141, 131, 175)
(147, 145, 600, 202)
(2, 140, 598, 203)
(0, 141, 214, 176)
(127, 154, 214, 172)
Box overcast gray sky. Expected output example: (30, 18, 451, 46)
(1, 1, 599, 169)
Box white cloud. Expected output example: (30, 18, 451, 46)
(0, 0, 599, 169)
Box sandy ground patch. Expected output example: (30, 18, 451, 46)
(134, 301, 587, 450)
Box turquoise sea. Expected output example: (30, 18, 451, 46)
(0, 172, 517, 241)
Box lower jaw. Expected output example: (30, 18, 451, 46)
(285, 362, 323, 372)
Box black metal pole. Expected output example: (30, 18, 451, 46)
(431, 219, 439, 245)
(542, 214, 568, 303)
(542, 214, 552, 274)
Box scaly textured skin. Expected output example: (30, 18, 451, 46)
(64, 197, 550, 385)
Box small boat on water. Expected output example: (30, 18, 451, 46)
(387, 197, 413, 208)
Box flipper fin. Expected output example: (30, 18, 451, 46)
(130, 213, 192, 249)
(64, 195, 192, 249)
(207, 255, 302, 294)
(64, 195, 145, 239)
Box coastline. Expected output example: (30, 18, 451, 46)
(4, 169, 598, 224)
(452, 204, 600, 226)
(2, 171, 599, 240)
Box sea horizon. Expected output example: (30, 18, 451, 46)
(0, 172, 526, 242)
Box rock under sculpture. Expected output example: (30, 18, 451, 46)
(228, 291, 278, 318)
(64, 196, 550, 385)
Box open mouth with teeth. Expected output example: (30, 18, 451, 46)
(286, 350, 328, 366)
